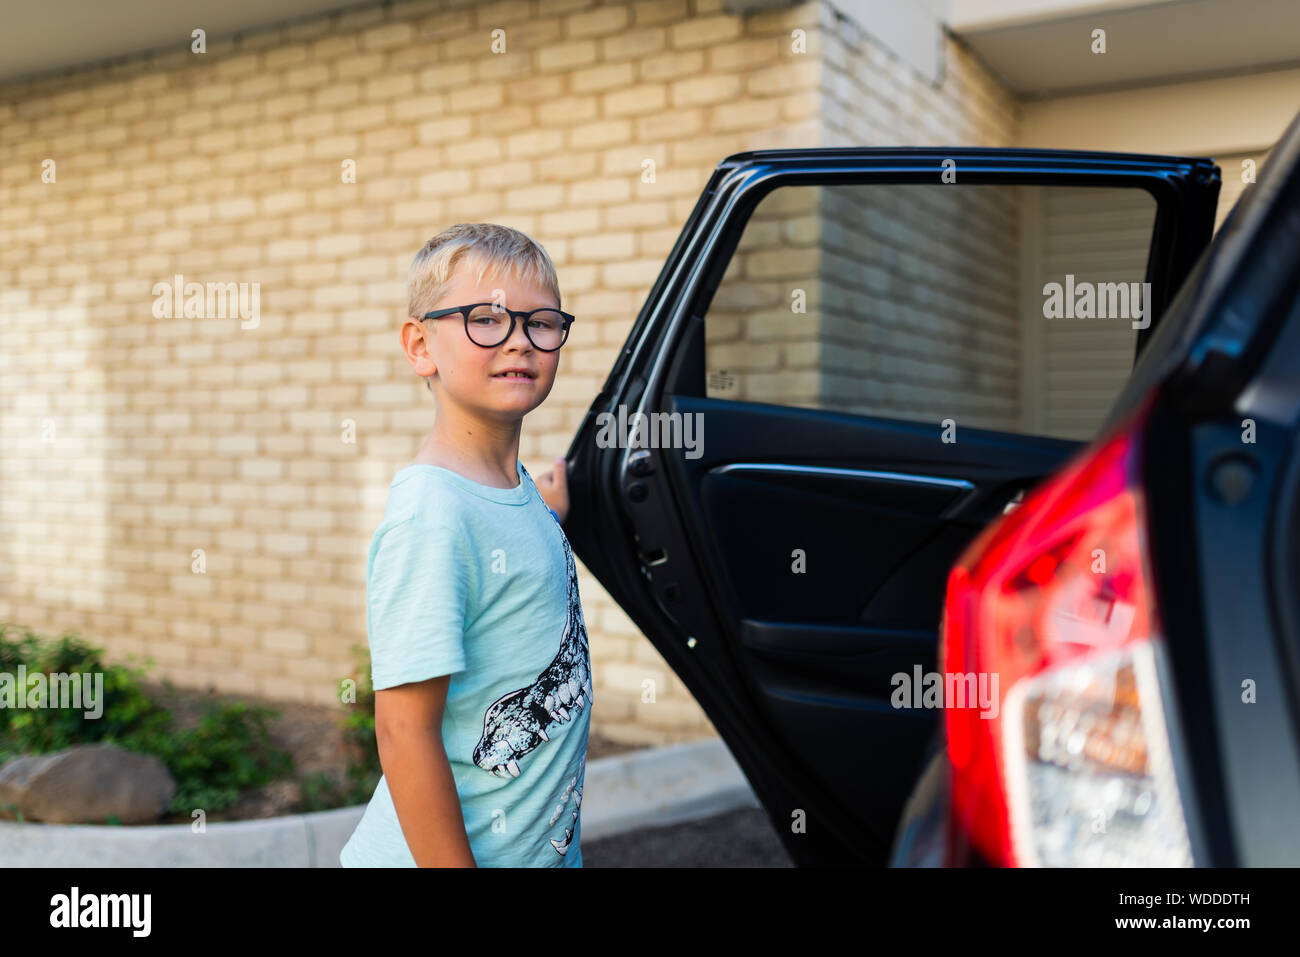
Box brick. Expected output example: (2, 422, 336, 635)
(504, 128, 563, 158)
(360, 22, 415, 51)
(315, 82, 361, 109)
(417, 168, 473, 196)
(748, 59, 819, 96)
(262, 92, 310, 119)
(506, 74, 564, 104)
(536, 150, 597, 183)
(572, 231, 635, 260)
(668, 15, 742, 49)
(392, 94, 446, 122)
(711, 35, 786, 72)
(336, 53, 387, 80)
(602, 85, 666, 117)
(537, 40, 598, 72)
(571, 62, 634, 94)
(264, 45, 309, 71)
(569, 119, 632, 150)
(670, 74, 742, 107)
(503, 182, 564, 211)
(567, 6, 630, 39)
(601, 26, 666, 60)
(473, 0, 531, 29)
(536, 96, 599, 126)
(471, 159, 527, 189)
(337, 104, 390, 132)
(416, 116, 473, 145)
(639, 49, 703, 82)
(285, 64, 330, 90)
(540, 207, 602, 235)
(634, 0, 690, 27)
(475, 53, 534, 84)
(478, 104, 532, 135)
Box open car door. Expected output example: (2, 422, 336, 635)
(564, 148, 1220, 865)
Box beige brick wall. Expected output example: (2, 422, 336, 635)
(0, 0, 1018, 747)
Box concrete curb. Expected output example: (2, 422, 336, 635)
(0, 737, 758, 866)
(579, 736, 760, 841)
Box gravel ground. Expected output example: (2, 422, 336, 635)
(583, 807, 794, 867)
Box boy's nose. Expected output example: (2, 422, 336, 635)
(503, 315, 533, 350)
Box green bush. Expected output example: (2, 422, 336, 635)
(0, 625, 170, 763)
(134, 701, 294, 815)
(0, 623, 292, 817)
(298, 642, 381, 812)
(0, 624, 385, 820)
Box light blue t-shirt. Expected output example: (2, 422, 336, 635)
(339, 459, 593, 867)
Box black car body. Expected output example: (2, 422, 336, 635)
(563, 109, 1300, 866)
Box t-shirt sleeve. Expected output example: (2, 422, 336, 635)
(366, 514, 470, 691)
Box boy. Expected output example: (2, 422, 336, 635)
(339, 223, 592, 867)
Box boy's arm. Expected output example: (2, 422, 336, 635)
(376, 675, 477, 867)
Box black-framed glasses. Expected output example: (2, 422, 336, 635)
(421, 302, 574, 351)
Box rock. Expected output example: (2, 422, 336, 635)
(0, 754, 46, 820)
(0, 744, 176, 824)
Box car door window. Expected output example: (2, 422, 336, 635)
(702, 182, 1158, 441)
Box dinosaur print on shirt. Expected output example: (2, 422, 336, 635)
(471, 528, 593, 854)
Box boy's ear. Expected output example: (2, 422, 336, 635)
(402, 316, 438, 379)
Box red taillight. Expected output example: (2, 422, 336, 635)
(942, 396, 1193, 866)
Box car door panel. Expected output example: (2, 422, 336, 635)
(653, 393, 1082, 858)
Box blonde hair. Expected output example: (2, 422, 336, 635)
(408, 223, 562, 394)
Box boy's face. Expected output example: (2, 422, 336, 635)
(414, 260, 561, 424)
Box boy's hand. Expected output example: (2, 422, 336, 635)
(534, 456, 570, 524)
